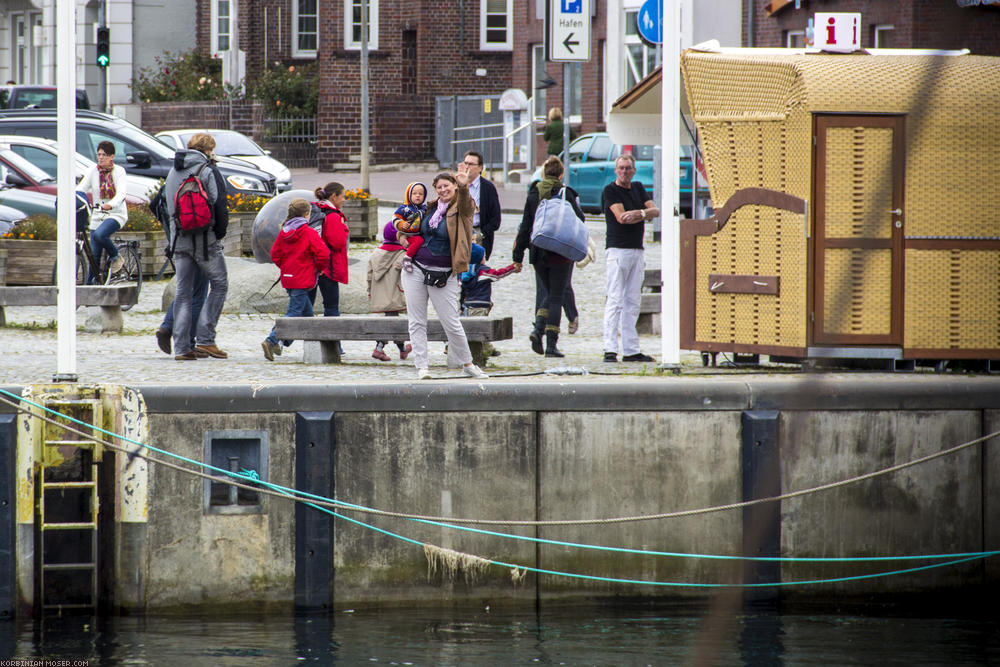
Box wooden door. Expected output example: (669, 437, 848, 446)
(813, 115, 905, 346)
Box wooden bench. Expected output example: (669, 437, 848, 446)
(275, 315, 514, 367)
(0, 285, 139, 332)
(637, 268, 661, 335)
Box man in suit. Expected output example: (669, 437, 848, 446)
(462, 150, 501, 260)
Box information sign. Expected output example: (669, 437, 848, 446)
(547, 0, 592, 62)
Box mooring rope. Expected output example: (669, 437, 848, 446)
(1, 388, 998, 529)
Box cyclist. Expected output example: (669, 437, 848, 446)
(77, 140, 128, 281)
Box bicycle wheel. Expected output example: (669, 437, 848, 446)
(51, 249, 88, 286)
(111, 243, 142, 310)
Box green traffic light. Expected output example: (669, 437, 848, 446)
(97, 55, 109, 67)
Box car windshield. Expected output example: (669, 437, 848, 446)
(0, 148, 54, 183)
(209, 131, 265, 156)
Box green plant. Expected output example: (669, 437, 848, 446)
(132, 50, 240, 102)
(250, 62, 318, 119)
(121, 203, 162, 232)
(1, 214, 57, 240)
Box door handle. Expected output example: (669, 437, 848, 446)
(889, 208, 902, 215)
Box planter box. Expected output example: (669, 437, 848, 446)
(0, 239, 56, 285)
(0, 247, 6, 285)
(227, 212, 258, 256)
(116, 230, 173, 279)
(341, 199, 378, 241)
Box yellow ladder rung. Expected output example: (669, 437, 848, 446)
(44, 439, 99, 448)
(42, 563, 96, 571)
(41, 522, 97, 530)
(42, 480, 96, 489)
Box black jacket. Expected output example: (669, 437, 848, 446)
(512, 182, 585, 266)
(477, 177, 501, 259)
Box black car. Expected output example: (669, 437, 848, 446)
(0, 109, 276, 198)
(0, 85, 90, 109)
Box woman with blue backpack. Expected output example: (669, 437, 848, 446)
(512, 155, 586, 358)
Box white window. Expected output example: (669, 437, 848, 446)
(532, 44, 547, 120)
(344, 0, 379, 51)
(293, 0, 318, 58)
(873, 24, 894, 48)
(211, 0, 232, 56)
(785, 29, 805, 48)
(624, 9, 655, 92)
(480, 0, 512, 51)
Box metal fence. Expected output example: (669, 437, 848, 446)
(262, 117, 317, 143)
(435, 95, 503, 169)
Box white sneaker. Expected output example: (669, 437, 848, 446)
(462, 364, 489, 379)
(417, 368, 431, 380)
(109, 255, 124, 274)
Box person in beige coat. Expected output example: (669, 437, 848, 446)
(366, 221, 412, 361)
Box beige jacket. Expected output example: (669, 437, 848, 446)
(366, 247, 407, 313)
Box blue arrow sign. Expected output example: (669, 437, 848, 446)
(637, 0, 662, 46)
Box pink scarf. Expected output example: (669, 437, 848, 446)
(427, 200, 449, 230)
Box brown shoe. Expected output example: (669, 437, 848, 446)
(195, 344, 228, 359)
(190, 348, 210, 358)
(174, 351, 200, 361)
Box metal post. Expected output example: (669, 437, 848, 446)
(294, 412, 335, 612)
(102, 0, 109, 113)
(55, 0, 78, 382)
(561, 63, 570, 166)
(360, 0, 370, 190)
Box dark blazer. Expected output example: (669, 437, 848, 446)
(477, 177, 501, 259)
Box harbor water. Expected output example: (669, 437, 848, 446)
(2, 600, 998, 665)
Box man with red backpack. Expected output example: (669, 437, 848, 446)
(163, 133, 230, 361)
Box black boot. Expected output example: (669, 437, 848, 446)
(528, 312, 546, 355)
(545, 330, 564, 358)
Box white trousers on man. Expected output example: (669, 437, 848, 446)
(401, 268, 473, 370)
(603, 247, 645, 356)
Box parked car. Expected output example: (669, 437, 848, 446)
(0, 109, 277, 199)
(156, 129, 293, 192)
(531, 132, 710, 217)
(0, 182, 57, 219)
(0, 203, 28, 234)
(0, 85, 90, 110)
(0, 148, 57, 195)
(0, 135, 158, 203)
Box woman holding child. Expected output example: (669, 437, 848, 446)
(399, 167, 489, 379)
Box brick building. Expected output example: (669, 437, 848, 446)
(197, 0, 513, 169)
(746, 0, 1000, 54)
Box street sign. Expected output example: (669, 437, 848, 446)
(814, 13, 861, 53)
(637, 0, 662, 46)
(547, 0, 591, 62)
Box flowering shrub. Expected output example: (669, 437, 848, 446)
(1, 214, 57, 240)
(250, 62, 318, 119)
(343, 189, 370, 200)
(121, 203, 162, 232)
(227, 193, 270, 213)
(132, 50, 239, 102)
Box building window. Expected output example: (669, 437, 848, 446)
(211, 0, 232, 56)
(344, 0, 379, 50)
(624, 9, 656, 92)
(293, 0, 319, 57)
(203, 430, 269, 515)
(785, 29, 805, 48)
(480, 0, 512, 51)
(873, 24, 894, 48)
(532, 44, 547, 120)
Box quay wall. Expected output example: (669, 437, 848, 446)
(2, 376, 999, 613)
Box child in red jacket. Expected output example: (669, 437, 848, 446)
(262, 198, 331, 361)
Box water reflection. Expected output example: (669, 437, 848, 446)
(0, 600, 997, 665)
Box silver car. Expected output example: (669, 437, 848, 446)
(156, 129, 293, 192)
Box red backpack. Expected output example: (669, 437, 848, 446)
(174, 163, 213, 233)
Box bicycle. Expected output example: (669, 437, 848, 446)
(50, 196, 143, 310)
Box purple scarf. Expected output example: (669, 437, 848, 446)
(427, 200, 449, 230)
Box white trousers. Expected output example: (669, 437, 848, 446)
(603, 247, 645, 355)
(401, 268, 473, 369)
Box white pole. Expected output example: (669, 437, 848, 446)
(360, 0, 370, 191)
(659, 0, 681, 367)
(55, 0, 77, 382)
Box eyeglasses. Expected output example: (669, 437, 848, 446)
(96, 152, 111, 158)
(462, 161, 481, 168)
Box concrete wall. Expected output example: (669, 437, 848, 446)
(4, 376, 1000, 612)
(132, 0, 197, 76)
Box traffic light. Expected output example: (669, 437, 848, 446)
(96, 26, 110, 68)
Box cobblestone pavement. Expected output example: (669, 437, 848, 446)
(0, 205, 736, 386)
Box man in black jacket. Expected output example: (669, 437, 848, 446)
(462, 151, 501, 259)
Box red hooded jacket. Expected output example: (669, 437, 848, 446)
(270, 217, 332, 289)
(313, 200, 350, 284)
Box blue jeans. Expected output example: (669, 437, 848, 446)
(267, 288, 314, 346)
(310, 274, 340, 316)
(172, 242, 229, 355)
(161, 263, 208, 349)
(88, 217, 121, 284)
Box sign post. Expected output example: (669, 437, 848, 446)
(546, 0, 591, 168)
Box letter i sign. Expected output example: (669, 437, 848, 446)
(814, 13, 861, 53)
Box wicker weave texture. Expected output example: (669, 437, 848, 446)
(823, 248, 892, 335)
(905, 249, 1000, 349)
(824, 127, 894, 239)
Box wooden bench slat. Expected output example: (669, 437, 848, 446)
(639, 293, 660, 314)
(0, 285, 138, 307)
(275, 315, 513, 343)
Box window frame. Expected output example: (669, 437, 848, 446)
(293, 0, 319, 58)
(531, 44, 547, 120)
(344, 0, 380, 51)
(480, 0, 512, 52)
(873, 24, 894, 49)
(210, 0, 232, 57)
(203, 429, 270, 516)
(785, 29, 805, 48)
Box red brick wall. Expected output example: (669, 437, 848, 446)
(746, 1, 1000, 54)
(140, 100, 262, 138)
